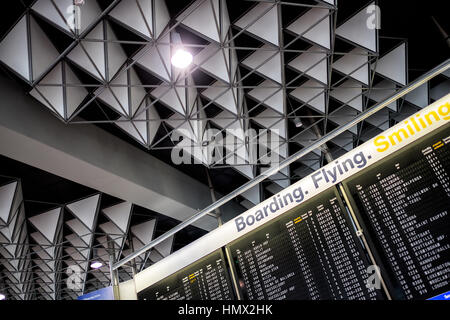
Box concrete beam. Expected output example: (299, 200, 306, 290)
(0, 74, 225, 230)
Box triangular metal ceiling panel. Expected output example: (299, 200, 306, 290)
(392, 103, 419, 123)
(265, 183, 283, 195)
(32, 0, 74, 34)
(167, 115, 198, 144)
(99, 221, 125, 249)
(31, 241, 51, 259)
(106, 22, 128, 81)
(151, 85, 186, 115)
(109, 0, 153, 39)
(131, 219, 156, 245)
(333, 48, 370, 85)
(65, 240, 89, 259)
(252, 109, 287, 139)
(97, 74, 129, 116)
(367, 80, 398, 112)
(330, 79, 364, 112)
(66, 194, 100, 231)
(293, 129, 322, 156)
(1, 244, 16, 259)
(153, 0, 171, 39)
(0, 232, 8, 244)
(242, 45, 282, 84)
(67, 22, 105, 80)
(65, 63, 88, 118)
(30, 61, 87, 120)
(288, 46, 328, 85)
(194, 44, 230, 83)
(330, 106, 358, 135)
(234, 2, 279, 46)
(129, 68, 147, 116)
(29, 17, 61, 82)
(287, 8, 331, 50)
(289, 80, 326, 113)
(247, 80, 284, 114)
(372, 42, 407, 85)
(301, 158, 321, 171)
(331, 131, 354, 152)
(405, 83, 429, 108)
(0, 16, 30, 81)
(242, 186, 261, 206)
(365, 108, 390, 131)
(150, 235, 173, 262)
(178, 0, 221, 43)
(258, 131, 288, 158)
(231, 164, 254, 180)
(134, 33, 172, 82)
(28, 208, 61, 244)
(98, 67, 146, 118)
(147, 100, 161, 146)
(0, 182, 17, 225)
(102, 202, 132, 234)
(239, 200, 254, 210)
(336, 1, 378, 52)
(262, 166, 289, 189)
(30, 63, 65, 118)
(65, 219, 91, 246)
(217, 0, 231, 42)
(430, 79, 450, 101)
(211, 110, 246, 142)
(201, 82, 238, 115)
(35, 259, 53, 273)
(443, 69, 450, 79)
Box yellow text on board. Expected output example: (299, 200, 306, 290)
(374, 102, 450, 152)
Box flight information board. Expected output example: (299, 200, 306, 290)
(137, 249, 234, 300)
(228, 187, 383, 300)
(343, 124, 450, 300)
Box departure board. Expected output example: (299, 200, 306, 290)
(137, 250, 234, 300)
(343, 124, 450, 300)
(228, 187, 383, 300)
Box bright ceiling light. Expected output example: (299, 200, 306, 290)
(171, 48, 193, 69)
(0, 293, 5, 300)
(90, 261, 103, 269)
(294, 117, 303, 128)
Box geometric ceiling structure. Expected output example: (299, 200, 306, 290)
(0, 175, 181, 300)
(0, 180, 32, 300)
(0, 0, 448, 300)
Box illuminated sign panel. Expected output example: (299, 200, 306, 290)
(342, 124, 450, 300)
(133, 94, 450, 301)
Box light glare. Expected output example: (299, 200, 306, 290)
(0, 294, 5, 300)
(171, 49, 193, 69)
(90, 261, 103, 269)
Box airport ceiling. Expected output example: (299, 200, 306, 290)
(0, 0, 448, 300)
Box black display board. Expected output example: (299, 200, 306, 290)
(227, 187, 383, 300)
(342, 124, 450, 300)
(137, 249, 234, 300)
